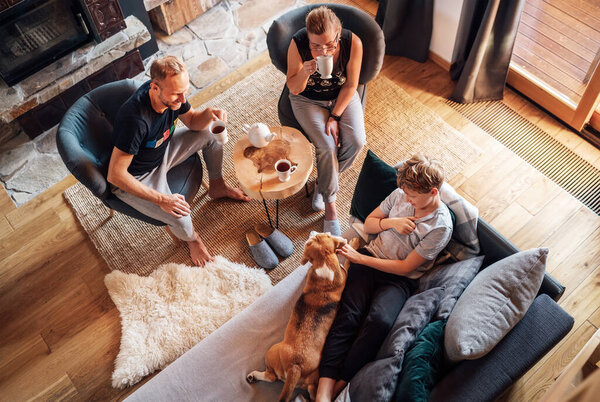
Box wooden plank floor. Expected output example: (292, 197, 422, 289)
(2, 0, 600, 400)
(513, 0, 600, 102)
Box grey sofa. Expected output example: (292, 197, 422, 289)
(126, 218, 573, 402)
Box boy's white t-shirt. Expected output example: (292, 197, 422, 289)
(365, 188, 453, 279)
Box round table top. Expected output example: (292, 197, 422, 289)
(233, 126, 313, 200)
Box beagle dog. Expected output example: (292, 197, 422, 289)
(247, 232, 359, 401)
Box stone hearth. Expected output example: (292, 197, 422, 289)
(0, 16, 151, 126)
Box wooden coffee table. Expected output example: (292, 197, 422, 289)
(233, 125, 313, 228)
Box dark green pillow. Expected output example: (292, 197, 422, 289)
(393, 319, 447, 402)
(350, 150, 398, 222)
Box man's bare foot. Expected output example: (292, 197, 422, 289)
(187, 233, 214, 266)
(208, 178, 251, 201)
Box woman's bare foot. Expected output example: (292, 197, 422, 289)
(208, 178, 251, 201)
(187, 233, 214, 266)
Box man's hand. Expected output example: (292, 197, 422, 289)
(326, 118, 339, 145)
(336, 243, 364, 265)
(158, 193, 191, 217)
(386, 217, 417, 235)
(206, 107, 227, 123)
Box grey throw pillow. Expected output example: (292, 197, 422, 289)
(418, 256, 484, 320)
(349, 287, 444, 402)
(445, 248, 548, 362)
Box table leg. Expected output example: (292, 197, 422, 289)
(262, 199, 280, 229)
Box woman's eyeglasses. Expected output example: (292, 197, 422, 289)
(309, 32, 340, 52)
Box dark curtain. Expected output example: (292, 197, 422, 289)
(375, 0, 434, 63)
(450, 0, 525, 103)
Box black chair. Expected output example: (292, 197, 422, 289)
(266, 3, 385, 134)
(57, 79, 205, 226)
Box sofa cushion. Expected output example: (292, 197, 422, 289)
(418, 256, 484, 320)
(350, 150, 399, 222)
(394, 319, 447, 402)
(430, 294, 574, 402)
(438, 182, 480, 261)
(445, 248, 548, 362)
(349, 287, 444, 401)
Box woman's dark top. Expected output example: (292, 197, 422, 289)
(292, 28, 352, 101)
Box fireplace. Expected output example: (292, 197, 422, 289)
(0, 0, 127, 87)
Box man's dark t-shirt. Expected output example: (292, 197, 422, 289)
(113, 80, 191, 176)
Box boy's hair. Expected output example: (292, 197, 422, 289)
(305, 6, 341, 35)
(150, 56, 187, 83)
(397, 154, 445, 193)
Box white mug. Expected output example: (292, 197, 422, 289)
(316, 55, 333, 79)
(209, 120, 228, 145)
(274, 159, 297, 182)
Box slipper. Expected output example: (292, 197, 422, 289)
(323, 219, 341, 236)
(246, 229, 278, 270)
(255, 224, 293, 258)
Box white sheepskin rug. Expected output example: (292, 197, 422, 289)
(105, 256, 272, 388)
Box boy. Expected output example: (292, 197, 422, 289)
(315, 154, 454, 401)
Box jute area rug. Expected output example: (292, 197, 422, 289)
(64, 64, 480, 284)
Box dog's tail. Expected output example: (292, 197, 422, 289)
(278, 364, 301, 402)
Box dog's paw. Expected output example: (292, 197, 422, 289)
(246, 373, 256, 384)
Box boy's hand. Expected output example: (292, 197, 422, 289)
(337, 244, 363, 264)
(386, 217, 417, 235)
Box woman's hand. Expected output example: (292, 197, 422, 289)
(336, 243, 363, 264)
(326, 117, 339, 145)
(385, 217, 417, 235)
(302, 59, 317, 76)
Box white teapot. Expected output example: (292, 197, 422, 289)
(243, 123, 275, 148)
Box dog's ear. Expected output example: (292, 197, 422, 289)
(332, 235, 348, 250)
(300, 244, 313, 265)
(300, 252, 310, 265)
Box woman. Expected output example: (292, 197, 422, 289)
(286, 6, 366, 235)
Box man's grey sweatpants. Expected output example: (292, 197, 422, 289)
(112, 127, 223, 242)
(289, 91, 366, 203)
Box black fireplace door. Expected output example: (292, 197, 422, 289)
(0, 0, 92, 86)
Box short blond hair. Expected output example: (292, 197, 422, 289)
(397, 154, 445, 193)
(305, 6, 341, 35)
(150, 56, 187, 82)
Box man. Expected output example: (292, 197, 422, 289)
(107, 55, 250, 266)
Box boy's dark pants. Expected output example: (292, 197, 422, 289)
(319, 249, 417, 381)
